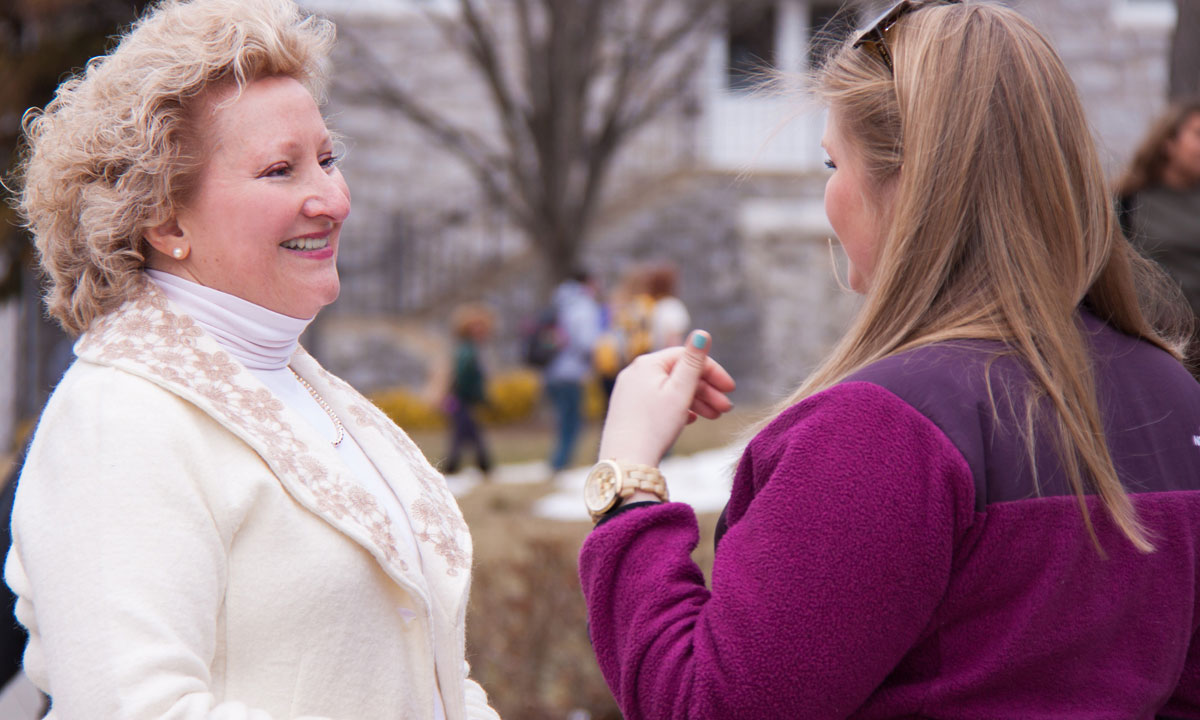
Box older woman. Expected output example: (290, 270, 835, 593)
(5, 1, 500, 718)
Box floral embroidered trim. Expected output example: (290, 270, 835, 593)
(76, 283, 409, 570)
(311, 362, 472, 576)
(347, 400, 472, 575)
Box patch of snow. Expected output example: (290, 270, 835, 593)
(533, 444, 745, 522)
(444, 443, 746, 521)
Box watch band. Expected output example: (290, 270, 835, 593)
(617, 463, 669, 503)
(585, 460, 670, 524)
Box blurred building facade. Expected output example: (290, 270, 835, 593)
(292, 0, 1176, 402)
(1, 0, 1181, 453)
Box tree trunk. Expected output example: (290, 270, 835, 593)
(539, 225, 580, 284)
(1170, 0, 1200, 99)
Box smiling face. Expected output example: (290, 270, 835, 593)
(822, 107, 891, 293)
(149, 75, 351, 318)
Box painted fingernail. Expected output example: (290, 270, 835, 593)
(691, 333, 708, 350)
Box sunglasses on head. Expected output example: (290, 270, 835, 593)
(852, 0, 963, 74)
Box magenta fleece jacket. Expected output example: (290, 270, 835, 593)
(579, 314, 1200, 719)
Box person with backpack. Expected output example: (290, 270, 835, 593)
(645, 262, 691, 351)
(544, 271, 602, 475)
(593, 266, 650, 404)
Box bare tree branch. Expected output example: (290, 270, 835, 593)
(338, 28, 536, 231)
(453, 0, 543, 228)
(352, 0, 729, 279)
(644, 0, 725, 65)
(622, 38, 710, 137)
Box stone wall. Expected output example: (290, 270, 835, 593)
(1015, 0, 1172, 174)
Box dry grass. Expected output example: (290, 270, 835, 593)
(452, 409, 754, 719)
(460, 481, 727, 720)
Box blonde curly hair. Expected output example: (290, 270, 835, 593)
(14, 0, 335, 335)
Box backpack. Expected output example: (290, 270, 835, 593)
(523, 306, 563, 368)
(620, 294, 656, 361)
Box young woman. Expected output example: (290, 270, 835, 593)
(579, 1, 1200, 717)
(6, 0, 499, 717)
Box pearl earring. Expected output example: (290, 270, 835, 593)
(172, 247, 186, 260)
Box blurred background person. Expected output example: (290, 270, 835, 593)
(593, 265, 649, 404)
(443, 302, 495, 478)
(4, 0, 499, 717)
(1117, 98, 1200, 376)
(544, 270, 601, 475)
(646, 261, 691, 351)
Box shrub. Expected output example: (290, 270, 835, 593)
(370, 386, 447, 430)
(477, 369, 543, 424)
(370, 370, 610, 429)
(467, 532, 621, 720)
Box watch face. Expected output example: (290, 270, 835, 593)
(584, 462, 619, 514)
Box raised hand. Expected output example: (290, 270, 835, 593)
(598, 331, 736, 468)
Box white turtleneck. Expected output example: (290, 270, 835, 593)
(144, 270, 446, 720)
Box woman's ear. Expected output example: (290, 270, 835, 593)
(144, 218, 188, 261)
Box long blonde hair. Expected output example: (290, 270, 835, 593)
(778, 2, 1188, 552)
(15, 0, 334, 336)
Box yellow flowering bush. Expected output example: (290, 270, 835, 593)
(370, 386, 446, 430)
(477, 369, 542, 424)
(371, 369, 614, 428)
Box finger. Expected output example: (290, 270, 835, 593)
(699, 357, 736, 393)
(695, 382, 734, 414)
(686, 410, 699, 425)
(689, 396, 722, 420)
(665, 331, 712, 397)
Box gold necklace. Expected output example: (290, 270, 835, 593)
(289, 367, 345, 447)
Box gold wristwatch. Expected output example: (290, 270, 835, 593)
(583, 459, 669, 523)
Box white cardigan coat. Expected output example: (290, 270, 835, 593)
(5, 284, 501, 720)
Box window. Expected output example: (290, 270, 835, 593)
(708, 1, 861, 170)
(808, 1, 858, 69)
(728, 3, 777, 91)
(725, 1, 859, 91)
